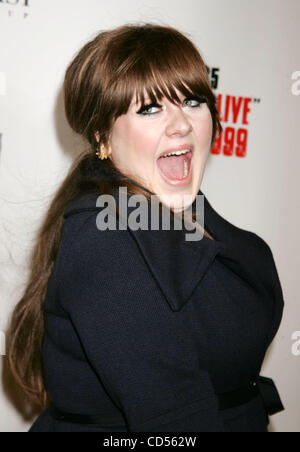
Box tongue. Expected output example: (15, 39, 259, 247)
(157, 154, 187, 180)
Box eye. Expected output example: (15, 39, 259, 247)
(136, 103, 162, 115)
(183, 96, 207, 108)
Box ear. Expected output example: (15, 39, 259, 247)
(94, 131, 100, 143)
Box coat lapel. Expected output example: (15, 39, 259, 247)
(63, 188, 229, 312)
(129, 226, 225, 312)
(64, 186, 280, 319)
(115, 189, 227, 312)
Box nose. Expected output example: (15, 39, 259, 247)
(165, 106, 192, 137)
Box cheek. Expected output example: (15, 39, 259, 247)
(132, 129, 157, 156)
(129, 124, 160, 161)
(112, 117, 158, 161)
(193, 109, 213, 145)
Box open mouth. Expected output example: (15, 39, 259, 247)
(156, 149, 192, 185)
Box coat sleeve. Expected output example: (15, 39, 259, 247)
(57, 211, 224, 432)
(255, 234, 285, 346)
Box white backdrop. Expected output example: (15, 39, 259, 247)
(0, 0, 299, 432)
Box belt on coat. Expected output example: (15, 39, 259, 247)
(217, 376, 284, 414)
(48, 376, 284, 426)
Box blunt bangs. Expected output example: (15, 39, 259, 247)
(107, 26, 213, 117)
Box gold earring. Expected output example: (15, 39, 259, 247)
(96, 143, 109, 160)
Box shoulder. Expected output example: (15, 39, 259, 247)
(56, 192, 146, 310)
(60, 191, 135, 261)
(240, 227, 278, 272)
(202, 191, 281, 285)
(232, 222, 279, 280)
(238, 228, 283, 303)
(241, 227, 275, 262)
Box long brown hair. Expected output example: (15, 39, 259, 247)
(6, 22, 222, 410)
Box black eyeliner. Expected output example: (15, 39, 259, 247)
(136, 95, 207, 114)
(137, 102, 162, 114)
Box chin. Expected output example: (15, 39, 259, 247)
(157, 191, 196, 213)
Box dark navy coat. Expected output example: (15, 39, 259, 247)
(29, 188, 284, 432)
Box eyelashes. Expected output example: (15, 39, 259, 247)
(136, 104, 161, 115)
(136, 96, 207, 115)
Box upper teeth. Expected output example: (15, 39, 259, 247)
(162, 149, 191, 158)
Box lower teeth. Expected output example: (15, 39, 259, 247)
(181, 160, 188, 179)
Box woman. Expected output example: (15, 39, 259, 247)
(7, 23, 284, 432)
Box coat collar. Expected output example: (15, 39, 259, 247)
(123, 191, 227, 312)
(64, 189, 228, 312)
(127, 192, 279, 312)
